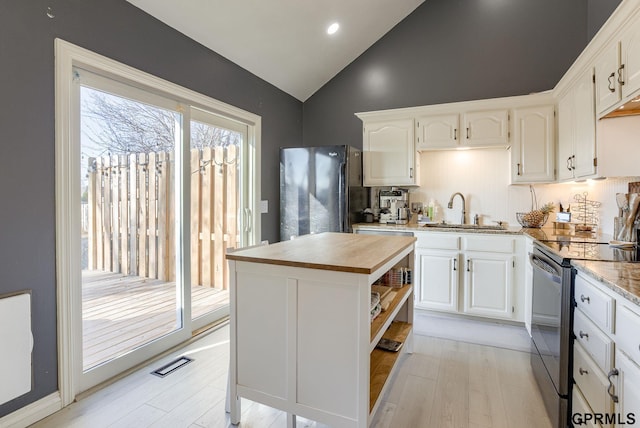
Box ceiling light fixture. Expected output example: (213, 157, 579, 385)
(327, 22, 340, 35)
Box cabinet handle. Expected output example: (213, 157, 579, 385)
(607, 369, 619, 403)
(517, 163, 521, 176)
(466, 259, 471, 272)
(454, 128, 457, 140)
(566, 157, 572, 171)
(572, 155, 576, 170)
(580, 294, 590, 303)
(410, 168, 413, 178)
(579, 331, 589, 339)
(608, 72, 616, 92)
(453, 258, 457, 271)
(579, 367, 589, 376)
(618, 64, 625, 85)
(466, 127, 470, 139)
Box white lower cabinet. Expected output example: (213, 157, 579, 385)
(613, 349, 640, 425)
(463, 251, 514, 319)
(414, 232, 518, 321)
(415, 248, 459, 312)
(572, 270, 640, 428)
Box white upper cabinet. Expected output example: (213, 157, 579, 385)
(621, 22, 640, 99)
(462, 109, 509, 147)
(511, 105, 555, 183)
(416, 109, 509, 150)
(557, 68, 596, 181)
(595, 16, 640, 115)
(362, 119, 418, 186)
(416, 114, 459, 149)
(595, 43, 621, 115)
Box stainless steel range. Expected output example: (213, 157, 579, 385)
(530, 233, 637, 428)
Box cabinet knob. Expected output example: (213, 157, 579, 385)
(579, 331, 589, 339)
(608, 72, 616, 92)
(580, 294, 590, 304)
(579, 367, 588, 376)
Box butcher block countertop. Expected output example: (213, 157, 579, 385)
(226, 232, 416, 274)
(572, 260, 640, 306)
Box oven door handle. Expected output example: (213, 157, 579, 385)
(530, 253, 562, 284)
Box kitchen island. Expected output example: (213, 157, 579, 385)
(226, 232, 416, 428)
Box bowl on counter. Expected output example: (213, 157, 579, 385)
(516, 212, 549, 228)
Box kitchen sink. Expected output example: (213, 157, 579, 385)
(420, 223, 506, 231)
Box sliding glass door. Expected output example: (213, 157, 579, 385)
(74, 67, 251, 391)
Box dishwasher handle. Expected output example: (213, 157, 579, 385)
(530, 253, 562, 284)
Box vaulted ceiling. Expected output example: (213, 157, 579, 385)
(126, 0, 425, 101)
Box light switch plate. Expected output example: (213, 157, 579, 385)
(260, 200, 268, 213)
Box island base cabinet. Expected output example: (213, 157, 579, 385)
(233, 266, 367, 426)
(227, 234, 415, 428)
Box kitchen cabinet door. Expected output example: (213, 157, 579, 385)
(595, 43, 621, 115)
(621, 22, 640, 100)
(511, 105, 555, 183)
(463, 252, 514, 320)
(462, 109, 509, 147)
(573, 70, 597, 179)
(415, 248, 459, 313)
(614, 349, 640, 425)
(362, 119, 417, 186)
(557, 91, 575, 181)
(557, 68, 596, 181)
(416, 114, 459, 150)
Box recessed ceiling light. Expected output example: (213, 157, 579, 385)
(327, 22, 340, 35)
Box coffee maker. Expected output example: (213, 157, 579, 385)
(379, 188, 410, 224)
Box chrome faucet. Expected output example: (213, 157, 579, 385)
(447, 192, 466, 225)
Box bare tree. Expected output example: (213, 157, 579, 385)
(82, 89, 242, 156)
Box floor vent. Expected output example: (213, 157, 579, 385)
(151, 356, 193, 378)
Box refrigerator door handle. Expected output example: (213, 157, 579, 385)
(339, 162, 346, 231)
(244, 208, 252, 233)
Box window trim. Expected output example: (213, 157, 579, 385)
(55, 38, 261, 405)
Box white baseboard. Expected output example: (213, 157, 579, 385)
(0, 392, 61, 428)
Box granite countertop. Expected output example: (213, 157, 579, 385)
(353, 222, 524, 235)
(354, 222, 640, 305)
(572, 260, 640, 306)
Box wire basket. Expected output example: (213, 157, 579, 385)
(516, 212, 549, 228)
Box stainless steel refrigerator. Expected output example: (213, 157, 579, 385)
(280, 145, 367, 241)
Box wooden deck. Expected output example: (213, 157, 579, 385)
(82, 270, 228, 371)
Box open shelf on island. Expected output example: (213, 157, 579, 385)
(370, 283, 412, 343)
(369, 321, 412, 413)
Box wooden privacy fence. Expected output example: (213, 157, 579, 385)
(86, 146, 238, 290)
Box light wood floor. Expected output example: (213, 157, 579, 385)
(82, 270, 229, 370)
(33, 321, 552, 428)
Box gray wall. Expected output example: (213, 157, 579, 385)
(302, 0, 620, 148)
(0, 0, 621, 420)
(0, 0, 301, 417)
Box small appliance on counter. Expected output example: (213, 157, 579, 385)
(378, 189, 409, 224)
